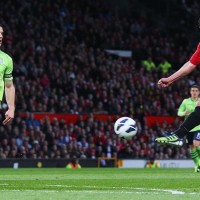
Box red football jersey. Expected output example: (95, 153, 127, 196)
(189, 43, 200, 65)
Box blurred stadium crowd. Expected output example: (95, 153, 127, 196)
(0, 0, 200, 159)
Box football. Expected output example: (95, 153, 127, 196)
(114, 117, 138, 139)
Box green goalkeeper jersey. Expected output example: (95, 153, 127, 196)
(178, 97, 200, 132)
(0, 50, 13, 101)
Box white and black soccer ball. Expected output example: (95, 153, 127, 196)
(114, 117, 138, 139)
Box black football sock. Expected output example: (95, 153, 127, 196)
(174, 107, 200, 138)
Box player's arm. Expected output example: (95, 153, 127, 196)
(167, 61, 196, 83)
(171, 42, 200, 83)
(4, 80, 15, 125)
(158, 61, 196, 87)
(177, 100, 187, 117)
(158, 43, 200, 87)
(4, 81, 15, 125)
(3, 56, 15, 125)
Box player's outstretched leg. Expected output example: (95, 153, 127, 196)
(155, 133, 183, 145)
(155, 134, 179, 143)
(155, 132, 183, 146)
(156, 107, 200, 144)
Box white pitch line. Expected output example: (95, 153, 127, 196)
(0, 189, 198, 195)
(0, 184, 198, 195)
(0, 189, 159, 194)
(0, 189, 199, 195)
(47, 185, 190, 195)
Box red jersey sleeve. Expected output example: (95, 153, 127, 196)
(189, 43, 200, 65)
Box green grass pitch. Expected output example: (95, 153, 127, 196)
(0, 168, 200, 200)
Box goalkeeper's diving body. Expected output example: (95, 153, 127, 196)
(0, 24, 15, 124)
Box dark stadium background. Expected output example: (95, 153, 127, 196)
(0, 0, 200, 167)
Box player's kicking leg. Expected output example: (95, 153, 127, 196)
(155, 132, 183, 146)
(156, 107, 200, 145)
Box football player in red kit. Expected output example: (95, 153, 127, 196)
(156, 18, 200, 146)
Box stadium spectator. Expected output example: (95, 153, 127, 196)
(158, 59, 172, 74)
(142, 57, 156, 72)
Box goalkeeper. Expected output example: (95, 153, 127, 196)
(178, 85, 200, 172)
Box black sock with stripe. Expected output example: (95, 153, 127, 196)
(174, 107, 200, 138)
